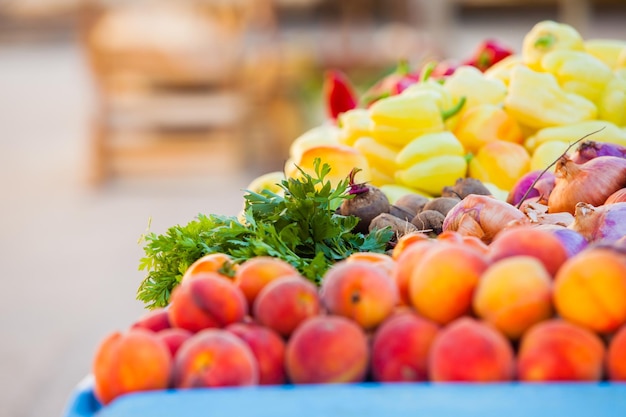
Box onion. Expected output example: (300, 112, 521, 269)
(442, 194, 528, 243)
(571, 140, 626, 164)
(507, 170, 555, 206)
(569, 202, 626, 243)
(547, 155, 626, 214)
(522, 201, 573, 227)
(552, 228, 589, 257)
(606, 188, 626, 204)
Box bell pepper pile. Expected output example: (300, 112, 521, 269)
(280, 20, 626, 200)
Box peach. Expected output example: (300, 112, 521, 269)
(409, 244, 489, 325)
(345, 252, 396, 276)
(320, 260, 399, 330)
(392, 240, 435, 306)
(285, 315, 369, 384)
(253, 275, 320, 337)
(428, 317, 515, 382)
(517, 319, 606, 382)
(156, 328, 193, 357)
(93, 328, 172, 405)
(390, 232, 430, 259)
(131, 307, 171, 332)
(554, 248, 626, 334)
(226, 322, 287, 385)
(607, 324, 626, 381)
(371, 311, 440, 382)
(488, 226, 569, 277)
(233, 256, 300, 306)
(168, 273, 248, 333)
(173, 329, 259, 388)
(181, 253, 234, 283)
(473, 256, 554, 340)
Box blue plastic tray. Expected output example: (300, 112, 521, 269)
(65, 376, 626, 417)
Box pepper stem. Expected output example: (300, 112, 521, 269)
(534, 33, 556, 50)
(441, 97, 466, 121)
(419, 61, 437, 83)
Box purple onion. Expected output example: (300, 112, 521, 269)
(507, 170, 555, 206)
(571, 140, 626, 164)
(551, 228, 589, 257)
(570, 202, 626, 243)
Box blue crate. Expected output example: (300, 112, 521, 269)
(65, 376, 626, 417)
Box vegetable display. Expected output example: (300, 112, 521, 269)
(85, 19, 626, 412)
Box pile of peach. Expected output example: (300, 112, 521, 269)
(93, 227, 626, 406)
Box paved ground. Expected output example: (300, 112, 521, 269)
(0, 8, 624, 417)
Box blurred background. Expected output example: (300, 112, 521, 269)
(0, 1, 624, 416)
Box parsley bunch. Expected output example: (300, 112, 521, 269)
(137, 160, 393, 309)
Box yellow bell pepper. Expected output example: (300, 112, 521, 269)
(522, 20, 584, 70)
(539, 50, 613, 103)
(337, 108, 372, 146)
(504, 65, 597, 130)
(369, 91, 456, 147)
(394, 132, 468, 196)
(352, 136, 400, 178)
(468, 141, 530, 191)
(403, 78, 466, 131)
(530, 141, 571, 172)
(584, 39, 626, 70)
(524, 120, 626, 153)
(443, 65, 507, 111)
(483, 54, 524, 86)
(598, 75, 626, 126)
(453, 103, 524, 154)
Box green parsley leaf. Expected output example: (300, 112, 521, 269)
(136, 159, 392, 309)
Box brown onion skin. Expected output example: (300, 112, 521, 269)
(606, 188, 626, 205)
(548, 155, 626, 214)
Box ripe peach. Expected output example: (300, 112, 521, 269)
(320, 260, 399, 330)
(131, 307, 171, 332)
(345, 252, 396, 276)
(181, 253, 234, 283)
(473, 256, 553, 340)
(226, 322, 287, 385)
(285, 315, 369, 384)
(607, 324, 626, 381)
(488, 226, 569, 277)
(93, 328, 172, 405)
(391, 232, 430, 259)
(371, 311, 439, 382)
(168, 273, 248, 333)
(392, 240, 435, 306)
(554, 248, 626, 334)
(156, 328, 193, 358)
(173, 329, 259, 388)
(253, 275, 320, 337)
(517, 319, 606, 382)
(409, 244, 489, 325)
(233, 256, 300, 306)
(428, 317, 515, 382)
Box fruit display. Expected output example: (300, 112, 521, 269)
(74, 19, 626, 414)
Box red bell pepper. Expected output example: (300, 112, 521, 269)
(323, 69, 358, 122)
(463, 39, 515, 72)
